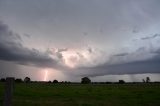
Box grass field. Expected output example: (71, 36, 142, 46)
(0, 83, 160, 106)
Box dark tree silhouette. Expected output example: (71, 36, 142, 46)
(15, 78, 23, 83)
(0, 78, 6, 82)
(119, 80, 125, 84)
(24, 77, 31, 83)
(48, 81, 52, 83)
(105, 82, 112, 84)
(53, 80, 58, 83)
(146, 77, 150, 83)
(142, 79, 146, 83)
(81, 77, 91, 84)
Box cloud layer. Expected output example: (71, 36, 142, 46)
(0, 0, 160, 80)
(1, 20, 160, 77)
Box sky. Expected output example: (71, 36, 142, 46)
(0, 0, 160, 82)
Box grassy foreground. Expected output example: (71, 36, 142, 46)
(0, 83, 160, 106)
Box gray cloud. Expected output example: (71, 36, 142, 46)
(23, 33, 31, 38)
(87, 47, 93, 54)
(0, 21, 22, 42)
(0, 21, 61, 68)
(1, 20, 160, 77)
(113, 53, 129, 57)
(57, 48, 68, 52)
(74, 53, 160, 77)
(150, 48, 160, 55)
(141, 34, 160, 40)
(132, 26, 140, 33)
(68, 44, 160, 77)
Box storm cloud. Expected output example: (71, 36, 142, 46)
(1, 20, 160, 77)
(72, 49, 160, 77)
(0, 21, 62, 68)
(0, 0, 160, 81)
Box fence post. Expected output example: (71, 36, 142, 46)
(3, 77, 14, 106)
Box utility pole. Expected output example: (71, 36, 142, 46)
(3, 77, 14, 106)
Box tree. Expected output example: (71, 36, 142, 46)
(48, 81, 52, 83)
(142, 79, 145, 83)
(146, 77, 150, 83)
(81, 77, 91, 84)
(53, 80, 58, 83)
(15, 78, 23, 83)
(119, 80, 125, 84)
(0, 78, 6, 82)
(24, 77, 31, 83)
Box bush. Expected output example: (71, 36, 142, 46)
(53, 80, 58, 83)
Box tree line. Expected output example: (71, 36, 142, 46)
(0, 76, 159, 84)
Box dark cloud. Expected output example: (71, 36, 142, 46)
(109, 54, 160, 74)
(70, 44, 160, 77)
(0, 42, 56, 67)
(141, 34, 160, 40)
(75, 54, 160, 77)
(114, 53, 129, 57)
(0, 21, 61, 68)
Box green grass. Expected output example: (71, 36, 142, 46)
(0, 83, 160, 106)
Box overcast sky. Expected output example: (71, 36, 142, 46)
(0, 0, 160, 82)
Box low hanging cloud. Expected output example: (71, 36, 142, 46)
(0, 21, 63, 68)
(72, 48, 160, 77)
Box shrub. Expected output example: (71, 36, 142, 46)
(53, 80, 58, 83)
